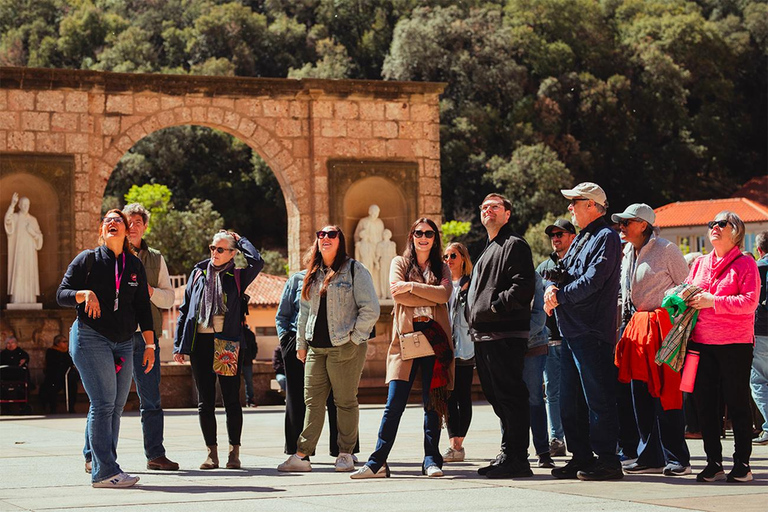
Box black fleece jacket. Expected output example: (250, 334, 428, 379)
(467, 224, 535, 339)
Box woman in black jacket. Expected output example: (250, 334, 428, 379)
(173, 230, 263, 470)
(57, 209, 154, 488)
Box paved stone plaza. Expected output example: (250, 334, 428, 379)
(1, 402, 766, 512)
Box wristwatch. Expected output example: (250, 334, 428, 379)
(145, 344, 157, 350)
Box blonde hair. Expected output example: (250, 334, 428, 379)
(445, 242, 473, 277)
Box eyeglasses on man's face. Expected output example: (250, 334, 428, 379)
(209, 245, 234, 254)
(443, 253, 458, 260)
(413, 230, 435, 239)
(707, 219, 732, 230)
(316, 230, 340, 239)
(549, 231, 567, 239)
(479, 203, 504, 213)
(568, 198, 589, 207)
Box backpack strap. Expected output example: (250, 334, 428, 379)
(235, 268, 242, 295)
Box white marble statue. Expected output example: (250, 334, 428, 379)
(5, 193, 43, 306)
(355, 228, 380, 298)
(375, 229, 398, 300)
(353, 204, 385, 250)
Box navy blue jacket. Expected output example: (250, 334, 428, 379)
(554, 217, 621, 344)
(173, 237, 263, 355)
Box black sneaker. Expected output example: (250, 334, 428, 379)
(577, 460, 624, 481)
(478, 452, 506, 476)
(537, 453, 555, 468)
(726, 461, 753, 482)
(696, 461, 725, 482)
(551, 458, 595, 480)
(485, 458, 533, 479)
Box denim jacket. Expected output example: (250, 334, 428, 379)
(528, 272, 549, 350)
(275, 271, 306, 340)
(450, 277, 474, 360)
(297, 259, 380, 351)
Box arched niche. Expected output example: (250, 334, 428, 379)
(0, 160, 71, 308)
(342, 177, 409, 256)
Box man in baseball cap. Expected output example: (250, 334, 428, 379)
(545, 182, 623, 481)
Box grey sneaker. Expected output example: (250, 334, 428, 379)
(92, 472, 139, 488)
(443, 446, 465, 462)
(277, 454, 312, 472)
(663, 463, 692, 476)
(753, 430, 768, 445)
(335, 453, 355, 472)
(350, 464, 390, 479)
(549, 439, 566, 457)
(623, 462, 664, 474)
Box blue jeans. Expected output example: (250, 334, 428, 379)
(523, 352, 549, 456)
(560, 335, 620, 466)
(544, 344, 564, 441)
(84, 332, 166, 462)
(632, 380, 690, 467)
(70, 320, 134, 482)
(243, 362, 255, 404)
(751, 335, 768, 432)
(367, 355, 442, 472)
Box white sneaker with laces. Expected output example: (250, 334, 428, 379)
(425, 464, 443, 477)
(277, 454, 312, 472)
(335, 453, 355, 472)
(92, 472, 139, 488)
(443, 447, 465, 462)
(350, 464, 390, 479)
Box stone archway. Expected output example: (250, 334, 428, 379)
(0, 67, 445, 273)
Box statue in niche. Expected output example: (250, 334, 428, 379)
(375, 229, 398, 300)
(353, 204, 385, 251)
(5, 193, 44, 305)
(355, 228, 380, 298)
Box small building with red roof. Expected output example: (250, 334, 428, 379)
(654, 197, 768, 254)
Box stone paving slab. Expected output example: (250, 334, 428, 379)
(1, 403, 766, 512)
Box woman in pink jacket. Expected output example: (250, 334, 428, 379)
(685, 211, 760, 483)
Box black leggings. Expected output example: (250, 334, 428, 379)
(447, 364, 474, 438)
(190, 333, 243, 446)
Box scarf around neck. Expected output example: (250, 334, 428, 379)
(197, 259, 235, 329)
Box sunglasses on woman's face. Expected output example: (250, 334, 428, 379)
(413, 230, 435, 239)
(102, 216, 124, 225)
(707, 220, 731, 230)
(209, 245, 233, 254)
(443, 253, 458, 260)
(316, 230, 339, 239)
(617, 219, 640, 227)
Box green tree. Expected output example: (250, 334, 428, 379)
(123, 183, 172, 234)
(441, 220, 471, 247)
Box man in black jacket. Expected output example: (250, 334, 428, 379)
(468, 193, 536, 479)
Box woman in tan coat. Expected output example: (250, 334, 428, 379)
(351, 218, 454, 479)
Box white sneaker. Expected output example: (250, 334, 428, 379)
(335, 453, 355, 472)
(443, 447, 465, 462)
(425, 464, 443, 477)
(277, 454, 312, 472)
(92, 472, 139, 488)
(350, 464, 390, 479)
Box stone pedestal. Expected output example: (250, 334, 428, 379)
(6, 303, 42, 310)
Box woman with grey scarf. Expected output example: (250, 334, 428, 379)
(173, 230, 263, 470)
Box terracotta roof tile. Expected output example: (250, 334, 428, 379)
(654, 197, 768, 228)
(244, 272, 288, 306)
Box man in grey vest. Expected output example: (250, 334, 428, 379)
(122, 203, 178, 470)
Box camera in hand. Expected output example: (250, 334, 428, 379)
(543, 264, 568, 285)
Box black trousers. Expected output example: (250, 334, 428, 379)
(447, 364, 474, 438)
(281, 337, 359, 455)
(190, 333, 243, 446)
(474, 338, 529, 461)
(690, 342, 753, 464)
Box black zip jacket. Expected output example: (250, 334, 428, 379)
(467, 224, 535, 339)
(57, 245, 153, 343)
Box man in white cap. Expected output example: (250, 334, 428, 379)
(544, 182, 623, 481)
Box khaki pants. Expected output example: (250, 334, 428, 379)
(297, 341, 367, 455)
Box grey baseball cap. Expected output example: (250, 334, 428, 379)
(545, 219, 577, 236)
(560, 182, 608, 207)
(611, 203, 656, 225)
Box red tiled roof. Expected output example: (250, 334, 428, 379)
(731, 175, 768, 206)
(244, 272, 288, 307)
(654, 197, 768, 228)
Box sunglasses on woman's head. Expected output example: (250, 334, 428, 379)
(443, 253, 458, 260)
(209, 245, 233, 254)
(413, 230, 435, 239)
(707, 220, 731, 230)
(316, 230, 339, 239)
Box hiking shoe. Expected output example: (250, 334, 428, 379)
(623, 463, 664, 474)
(753, 430, 768, 445)
(92, 472, 139, 488)
(696, 461, 725, 482)
(663, 463, 691, 476)
(443, 446, 465, 462)
(424, 464, 444, 477)
(726, 461, 753, 482)
(552, 458, 595, 479)
(335, 453, 355, 472)
(537, 453, 556, 468)
(277, 454, 312, 472)
(350, 464, 390, 479)
(549, 438, 566, 457)
(577, 461, 624, 481)
(477, 452, 505, 475)
(486, 458, 533, 479)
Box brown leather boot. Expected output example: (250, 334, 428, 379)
(226, 445, 241, 469)
(200, 445, 219, 470)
